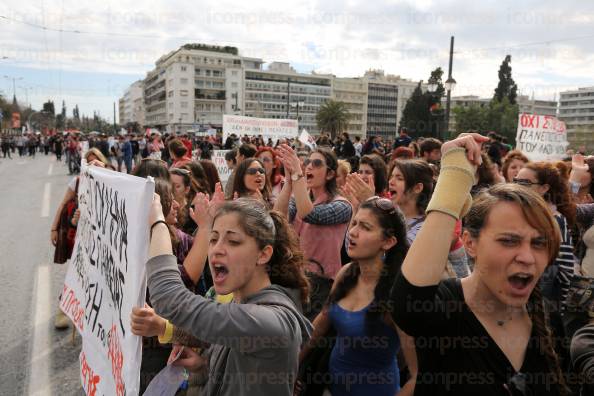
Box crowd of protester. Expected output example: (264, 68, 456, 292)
(47, 126, 594, 395)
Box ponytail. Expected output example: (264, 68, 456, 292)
(527, 285, 569, 396)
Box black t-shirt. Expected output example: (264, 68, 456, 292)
(391, 272, 559, 395)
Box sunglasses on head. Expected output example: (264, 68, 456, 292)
(303, 158, 326, 168)
(513, 178, 541, 187)
(170, 167, 191, 176)
(366, 196, 397, 214)
(246, 167, 266, 176)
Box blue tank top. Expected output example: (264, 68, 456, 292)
(328, 302, 401, 396)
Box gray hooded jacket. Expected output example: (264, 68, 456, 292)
(146, 254, 313, 396)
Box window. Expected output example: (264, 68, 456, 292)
(181, 102, 188, 108)
(181, 78, 188, 84)
(231, 82, 238, 88)
(232, 70, 238, 76)
(168, 91, 174, 97)
(181, 65, 187, 72)
(180, 90, 188, 96)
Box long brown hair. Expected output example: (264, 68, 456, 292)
(465, 184, 568, 395)
(523, 161, 577, 228)
(213, 199, 310, 305)
(232, 158, 272, 204)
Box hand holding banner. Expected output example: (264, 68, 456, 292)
(60, 164, 154, 396)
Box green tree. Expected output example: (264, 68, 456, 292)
(452, 105, 487, 135)
(493, 55, 518, 105)
(452, 98, 519, 144)
(485, 98, 519, 143)
(42, 100, 55, 116)
(400, 68, 446, 139)
(316, 100, 351, 139)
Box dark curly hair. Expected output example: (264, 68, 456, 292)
(214, 198, 310, 305)
(327, 198, 409, 321)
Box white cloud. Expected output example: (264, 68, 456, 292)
(1, 0, 593, 117)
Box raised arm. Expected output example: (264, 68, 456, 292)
(276, 144, 313, 218)
(182, 184, 224, 282)
(401, 134, 487, 287)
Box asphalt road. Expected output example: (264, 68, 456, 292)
(0, 152, 83, 395)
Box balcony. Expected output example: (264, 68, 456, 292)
(195, 89, 226, 101)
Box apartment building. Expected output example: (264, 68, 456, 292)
(119, 80, 144, 127)
(517, 95, 557, 117)
(559, 87, 594, 152)
(242, 62, 333, 135)
(363, 70, 418, 140)
(143, 44, 256, 132)
(131, 44, 421, 138)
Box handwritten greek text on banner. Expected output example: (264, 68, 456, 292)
(223, 115, 298, 144)
(515, 113, 568, 161)
(60, 164, 154, 396)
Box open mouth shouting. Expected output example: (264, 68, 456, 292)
(212, 262, 230, 286)
(507, 272, 535, 297)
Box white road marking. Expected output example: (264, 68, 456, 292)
(47, 164, 53, 176)
(27, 264, 52, 396)
(41, 183, 51, 218)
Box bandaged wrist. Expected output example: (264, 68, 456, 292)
(426, 148, 475, 219)
(158, 320, 174, 344)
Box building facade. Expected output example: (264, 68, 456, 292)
(330, 77, 368, 137)
(559, 87, 594, 152)
(363, 70, 418, 140)
(517, 95, 557, 117)
(143, 45, 253, 133)
(119, 80, 145, 127)
(243, 62, 332, 135)
(133, 44, 421, 138)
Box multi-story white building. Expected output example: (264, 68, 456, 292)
(136, 44, 420, 139)
(330, 77, 368, 137)
(119, 80, 145, 127)
(243, 62, 333, 135)
(362, 70, 418, 140)
(143, 44, 255, 132)
(559, 87, 594, 152)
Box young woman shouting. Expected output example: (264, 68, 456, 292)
(390, 133, 569, 395)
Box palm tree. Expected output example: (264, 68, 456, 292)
(316, 100, 351, 139)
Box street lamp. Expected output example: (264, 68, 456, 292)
(291, 101, 304, 123)
(444, 77, 457, 92)
(444, 36, 456, 141)
(3, 75, 23, 102)
(427, 82, 438, 93)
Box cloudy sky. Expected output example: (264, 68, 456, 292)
(1, 0, 593, 122)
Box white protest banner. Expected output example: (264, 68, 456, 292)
(59, 164, 154, 396)
(298, 129, 317, 150)
(212, 150, 232, 185)
(223, 115, 298, 144)
(515, 113, 568, 161)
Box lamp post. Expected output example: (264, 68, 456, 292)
(3, 75, 23, 103)
(291, 101, 304, 126)
(444, 36, 456, 141)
